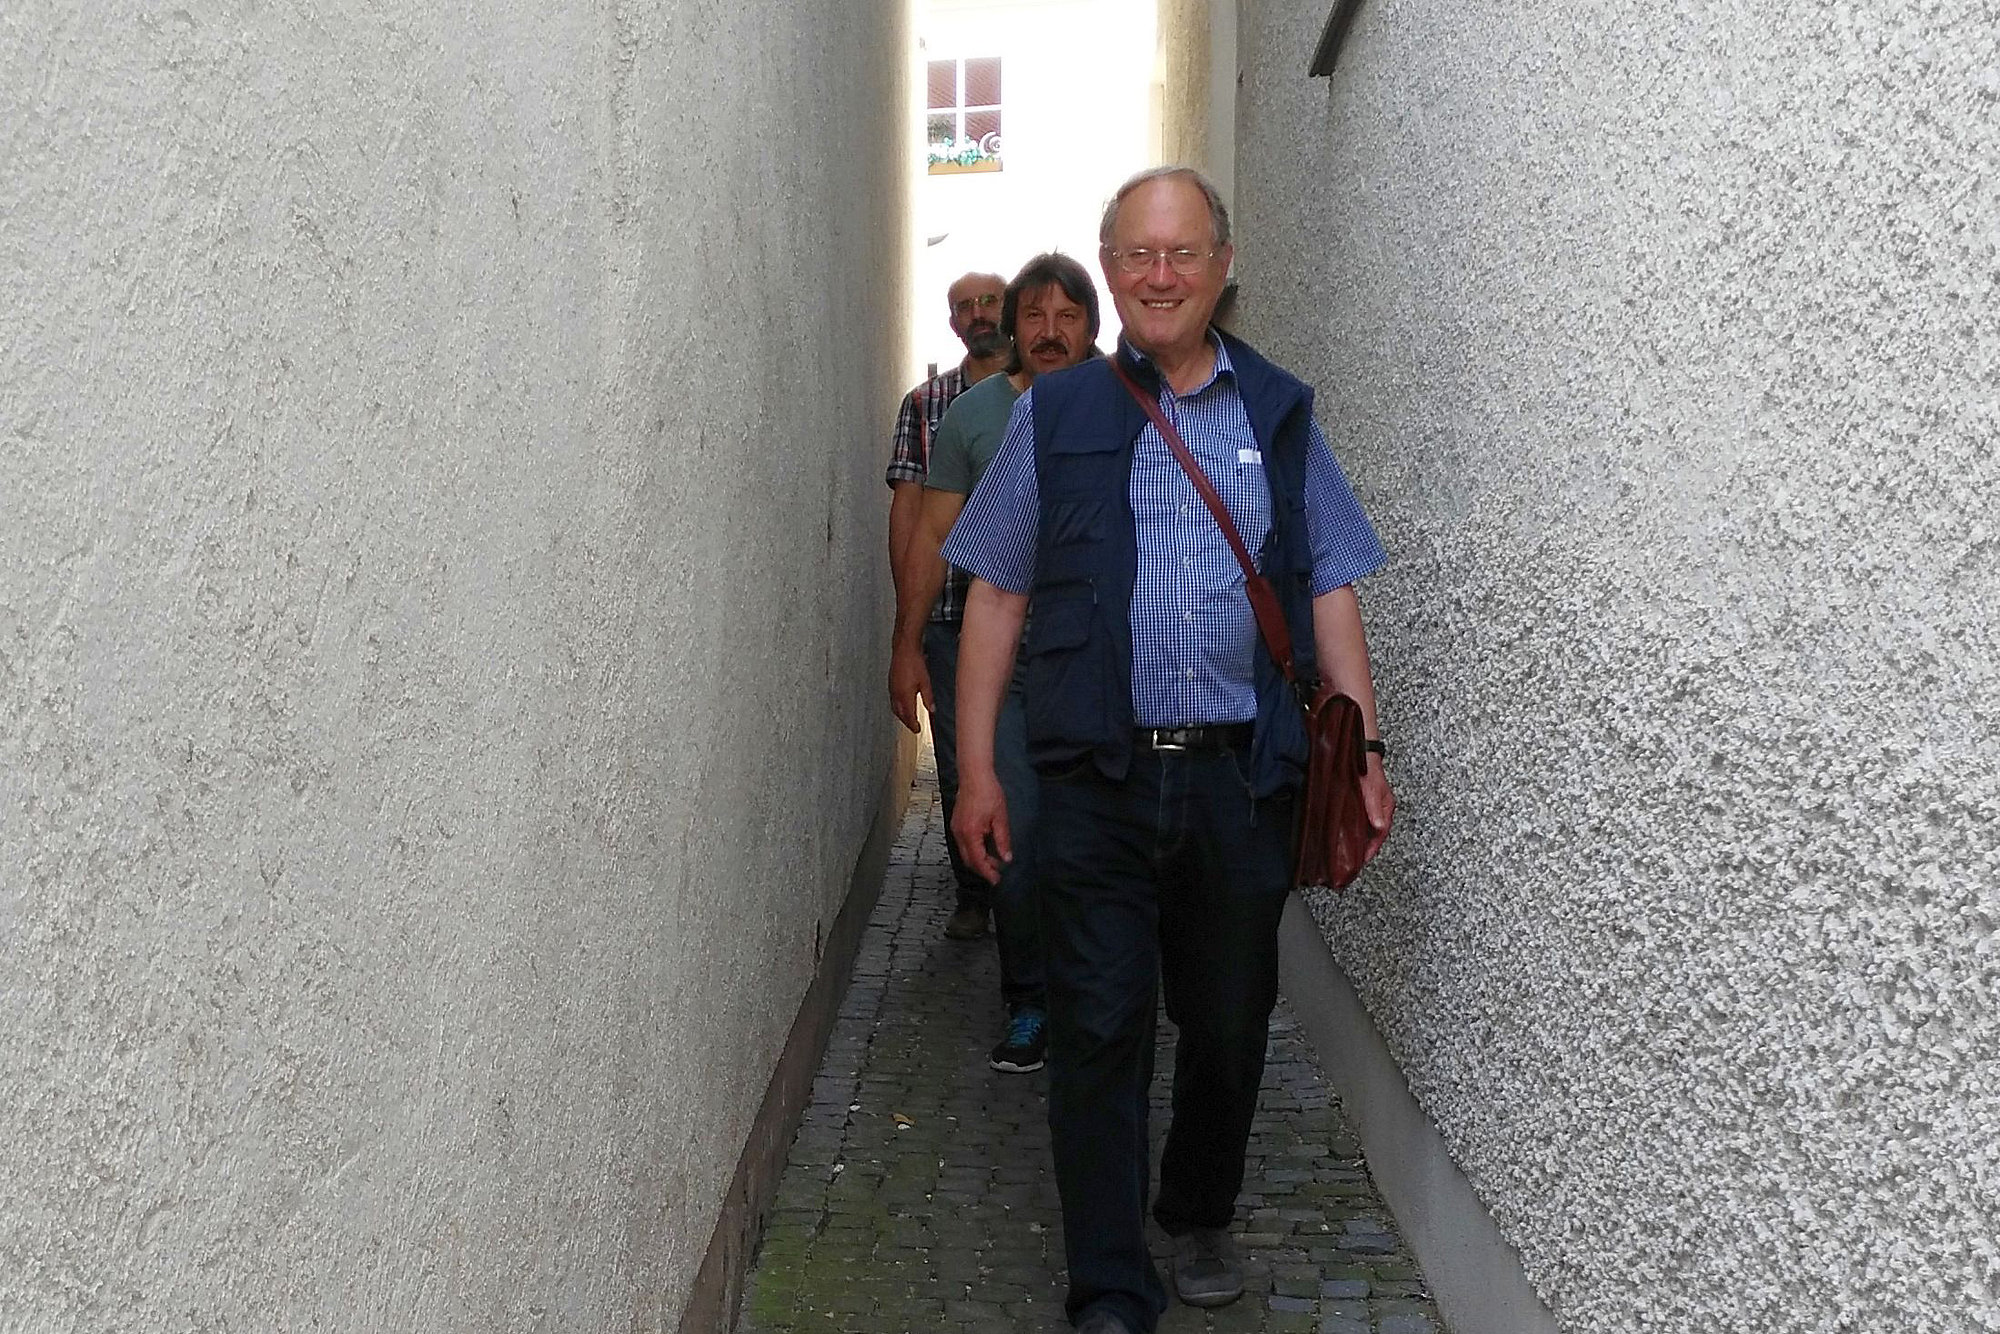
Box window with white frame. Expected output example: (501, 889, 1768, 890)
(926, 57, 1002, 174)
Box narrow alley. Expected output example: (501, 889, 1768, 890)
(736, 757, 1445, 1334)
(10, 5, 1991, 1331)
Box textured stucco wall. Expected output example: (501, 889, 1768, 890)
(1235, 1, 1998, 1330)
(0, 1, 906, 1329)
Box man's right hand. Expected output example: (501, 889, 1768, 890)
(888, 639, 933, 734)
(950, 769, 1012, 884)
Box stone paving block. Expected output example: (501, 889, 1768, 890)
(1200, 1303, 1267, 1333)
(1378, 1316, 1439, 1334)
(737, 760, 1440, 1334)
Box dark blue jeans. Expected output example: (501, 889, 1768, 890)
(924, 622, 1046, 1012)
(1039, 743, 1293, 1333)
(921, 621, 992, 912)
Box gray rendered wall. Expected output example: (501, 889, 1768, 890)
(1154, 0, 1213, 170)
(1, 1, 906, 1328)
(1235, 2, 1997, 1330)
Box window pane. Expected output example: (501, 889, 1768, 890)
(926, 112, 958, 146)
(962, 57, 1001, 108)
(927, 60, 958, 110)
(963, 108, 1002, 153)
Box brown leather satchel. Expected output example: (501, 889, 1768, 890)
(1111, 360, 1378, 889)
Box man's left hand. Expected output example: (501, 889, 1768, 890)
(1360, 758, 1395, 865)
(888, 639, 933, 734)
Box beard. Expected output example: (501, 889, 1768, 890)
(964, 325, 1009, 359)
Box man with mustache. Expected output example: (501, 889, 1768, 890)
(943, 169, 1394, 1333)
(886, 270, 1010, 942)
(890, 252, 1102, 1072)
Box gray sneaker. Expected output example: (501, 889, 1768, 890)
(943, 901, 990, 939)
(1076, 1311, 1137, 1334)
(1171, 1227, 1244, 1307)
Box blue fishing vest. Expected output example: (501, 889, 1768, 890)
(1020, 332, 1322, 798)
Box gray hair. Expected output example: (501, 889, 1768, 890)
(1097, 166, 1232, 249)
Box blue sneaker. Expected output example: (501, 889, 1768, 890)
(989, 1006, 1047, 1073)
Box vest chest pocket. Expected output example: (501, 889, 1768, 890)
(1044, 498, 1107, 549)
(1040, 434, 1126, 501)
(1039, 435, 1121, 581)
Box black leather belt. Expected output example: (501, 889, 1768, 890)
(1136, 723, 1254, 752)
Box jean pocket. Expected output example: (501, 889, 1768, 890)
(1224, 745, 1296, 819)
(1038, 754, 1098, 784)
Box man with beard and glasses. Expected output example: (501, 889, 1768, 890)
(890, 253, 1102, 1073)
(886, 270, 1010, 942)
(943, 169, 1394, 1334)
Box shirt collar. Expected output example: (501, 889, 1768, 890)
(1120, 330, 1233, 397)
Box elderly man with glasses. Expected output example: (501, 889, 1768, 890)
(941, 169, 1395, 1334)
(885, 270, 1010, 942)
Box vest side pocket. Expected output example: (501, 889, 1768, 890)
(1020, 589, 1107, 770)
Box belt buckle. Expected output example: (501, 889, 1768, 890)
(1149, 728, 1189, 752)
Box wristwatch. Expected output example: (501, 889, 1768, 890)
(1363, 738, 1386, 758)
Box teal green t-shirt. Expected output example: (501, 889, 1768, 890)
(925, 372, 1022, 495)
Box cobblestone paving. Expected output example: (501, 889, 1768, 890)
(739, 760, 1444, 1334)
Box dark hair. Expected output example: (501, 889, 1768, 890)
(1001, 252, 1102, 373)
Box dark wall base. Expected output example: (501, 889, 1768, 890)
(680, 729, 919, 1334)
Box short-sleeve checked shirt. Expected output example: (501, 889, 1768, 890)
(942, 338, 1388, 727)
(886, 362, 976, 626)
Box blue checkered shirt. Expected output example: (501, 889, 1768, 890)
(941, 339, 1387, 728)
(886, 363, 975, 625)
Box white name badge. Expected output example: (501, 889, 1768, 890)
(1238, 447, 1262, 465)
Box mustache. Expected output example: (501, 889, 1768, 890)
(1030, 338, 1070, 356)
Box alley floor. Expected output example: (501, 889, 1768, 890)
(737, 758, 1444, 1334)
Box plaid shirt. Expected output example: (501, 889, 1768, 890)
(886, 362, 975, 625)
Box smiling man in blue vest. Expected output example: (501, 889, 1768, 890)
(940, 167, 1395, 1334)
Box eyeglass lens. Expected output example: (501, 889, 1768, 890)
(1117, 249, 1209, 275)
